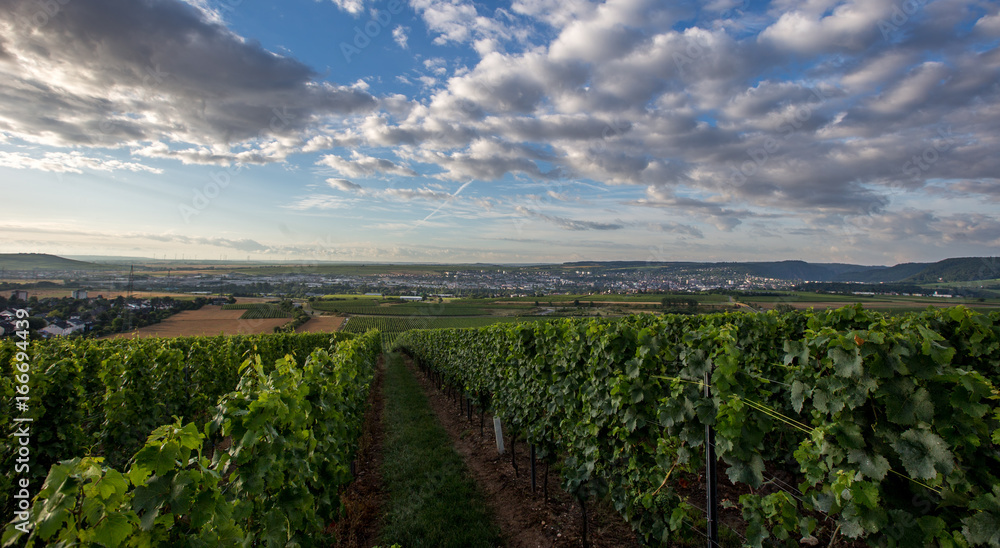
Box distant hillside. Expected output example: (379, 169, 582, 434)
(0, 253, 104, 271)
(739, 260, 882, 281)
(903, 257, 1000, 283)
(562, 257, 999, 284)
(833, 262, 930, 283)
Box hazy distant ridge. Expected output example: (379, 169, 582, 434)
(3, 253, 998, 284)
(564, 257, 999, 283)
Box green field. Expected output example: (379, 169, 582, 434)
(313, 300, 495, 316)
(223, 303, 291, 319)
(341, 315, 550, 335)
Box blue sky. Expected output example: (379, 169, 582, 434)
(1, 0, 999, 264)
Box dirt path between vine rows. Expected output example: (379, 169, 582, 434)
(329, 355, 387, 547)
(403, 355, 642, 548)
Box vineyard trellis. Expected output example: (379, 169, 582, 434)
(1, 331, 379, 546)
(394, 306, 1000, 547)
(0, 332, 354, 515)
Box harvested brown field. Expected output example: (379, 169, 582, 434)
(295, 315, 346, 333)
(19, 289, 200, 300)
(108, 305, 288, 338)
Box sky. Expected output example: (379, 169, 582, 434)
(0, 0, 998, 265)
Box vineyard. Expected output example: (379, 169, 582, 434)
(340, 314, 548, 334)
(309, 299, 382, 315)
(222, 303, 291, 319)
(0, 331, 376, 545)
(342, 315, 554, 349)
(393, 306, 1000, 547)
(3, 304, 998, 546)
(311, 299, 492, 316)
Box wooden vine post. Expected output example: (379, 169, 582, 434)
(705, 370, 719, 547)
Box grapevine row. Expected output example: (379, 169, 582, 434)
(0, 332, 352, 514)
(2, 331, 380, 546)
(394, 306, 1000, 546)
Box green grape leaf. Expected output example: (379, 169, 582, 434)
(726, 454, 764, 488)
(829, 346, 862, 378)
(92, 512, 135, 547)
(848, 449, 890, 481)
(791, 380, 807, 414)
(96, 470, 128, 501)
(891, 428, 956, 480)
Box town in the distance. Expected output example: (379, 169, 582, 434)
(1, 253, 998, 340)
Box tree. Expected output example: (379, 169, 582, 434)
(27, 317, 47, 330)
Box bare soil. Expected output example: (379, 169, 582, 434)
(106, 305, 288, 338)
(329, 356, 387, 548)
(403, 355, 642, 548)
(20, 289, 198, 300)
(296, 315, 346, 333)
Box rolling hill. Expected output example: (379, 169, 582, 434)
(0, 253, 105, 271)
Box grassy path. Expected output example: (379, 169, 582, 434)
(377, 352, 503, 547)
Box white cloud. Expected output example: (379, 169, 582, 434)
(758, 0, 892, 53)
(327, 178, 364, 192)
(409, 0, 524, 48)
(393, 25, 409, 49)
(330, 0, 367, 15)
(973, 11, 1000, 36)
(0, 150, 162, 174)
(0, 0, 376, 155)
(514, 205, 624, 231)
(285, 195, 356, 210)
(317, 151, 418, 178)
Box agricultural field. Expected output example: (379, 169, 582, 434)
(222, 303, 291, 319)
(311, 299, 494, 316)
(340, 315, 549, 335)
(7, 288, 200, 300)
(4, 305, 999, 546)
(295, 315, 346, 333)
(741, 292, 1000, 311)
(106, 305, 289, 338)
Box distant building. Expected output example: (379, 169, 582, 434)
(400, 295, 423, 301)
(40, 320, 76, 337)
(71, 289, 88, 299)
(11, 290, 28, 301)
